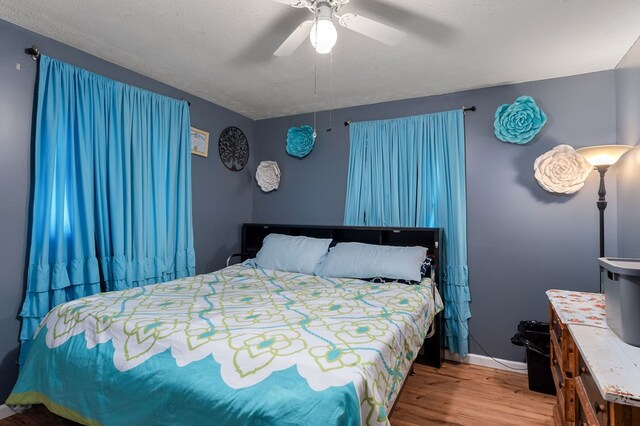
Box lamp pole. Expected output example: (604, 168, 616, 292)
(596, 165, 609, 259)
(576, 144, 633, 294)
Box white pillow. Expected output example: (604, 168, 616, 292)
(254, 234, 332, 275)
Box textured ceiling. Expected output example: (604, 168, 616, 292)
(2, 0, 640, 119)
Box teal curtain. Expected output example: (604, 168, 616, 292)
(20, 55, 195, 360)
(344, 110, 470, 356)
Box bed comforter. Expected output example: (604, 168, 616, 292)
(8, 263, 442, 425)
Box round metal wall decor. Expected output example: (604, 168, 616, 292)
(218, 126, 249, 171)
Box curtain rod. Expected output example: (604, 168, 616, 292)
(24, 45, 192, 107)
(25, 45, 40, 61)
(343, 105, 476, 127)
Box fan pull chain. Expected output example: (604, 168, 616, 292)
(327, 49, 333, 132)
(312, 9, 318, 140)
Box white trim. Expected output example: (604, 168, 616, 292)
(445, 351, 528, 374)
(0, 404, 17, 420)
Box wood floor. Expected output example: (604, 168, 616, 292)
(391, 362, 555, 425)
(0, 362, 555, 425)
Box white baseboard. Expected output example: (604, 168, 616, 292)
(0, 404, 17, 420)
(445, 350, 528, 374)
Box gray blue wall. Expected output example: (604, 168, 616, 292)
(615, 37, 640, 258)
(252, 71, 618, 362)
(0, 19, 255, 401)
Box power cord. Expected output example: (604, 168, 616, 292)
(450, 302, 529, 372)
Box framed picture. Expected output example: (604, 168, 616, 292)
(191, 127, 209, 157)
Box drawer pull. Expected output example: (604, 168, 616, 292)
(593, 401, 606, 414)
(580, 366, 588, 374)
(553, 357, 558, 366)
(558, 379, 564, 389)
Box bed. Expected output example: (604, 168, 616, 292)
(7, 224, 444, 426)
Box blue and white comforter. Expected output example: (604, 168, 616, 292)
(8, 264, 442, 425)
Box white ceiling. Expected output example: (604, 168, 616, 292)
(2, 1, 640, 120)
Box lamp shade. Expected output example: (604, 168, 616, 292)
(576, 145, 632, 167)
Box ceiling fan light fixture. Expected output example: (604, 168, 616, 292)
(272, 0, 406, 57)
(310, 2, 337, 54)
(310, 19, 337, 54)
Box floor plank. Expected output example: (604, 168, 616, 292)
(0, 362, 555, 425)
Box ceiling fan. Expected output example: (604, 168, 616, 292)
(272, 0, 406, 56)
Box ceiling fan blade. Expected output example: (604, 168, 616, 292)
(338, 13, 406, 46)
(270, 0, 309, 7)
(273, 20, 314, 56)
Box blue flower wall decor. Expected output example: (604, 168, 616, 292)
(494, 96, 547, 144)
(286, 125, 315, 158)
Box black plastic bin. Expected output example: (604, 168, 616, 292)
(511, 320, 556, 396)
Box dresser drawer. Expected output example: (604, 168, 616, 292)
(552, 363, 566, 420)
(575, 376, 607, 425)
(554, 403, 566, 426)
(577, 399, 590, 426)
(551, 305, 564, 343)
(551, 345, 564, 406)
(550, 305, 577, 377)
(575, 350, 607, 425)
(551, 344, 576, 423)
(551, 328, 564, 371)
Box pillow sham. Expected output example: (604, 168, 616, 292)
(421, 256, 433, 278)
(254, 233, 332, 275)
(367, 276, 420, 285)
(315, 242, 427, 282)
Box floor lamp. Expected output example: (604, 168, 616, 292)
(576, 145, 632, 291)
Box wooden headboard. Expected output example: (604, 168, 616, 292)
(240, 223, 445, 367)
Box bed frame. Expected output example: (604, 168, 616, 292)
(240, 223, 445, 369)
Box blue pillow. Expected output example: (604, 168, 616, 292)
(254, 234, 332, 275)
(367, 257, 434, 285)
(315, 242, 427, 282)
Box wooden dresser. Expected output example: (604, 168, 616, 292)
(548, 290, 640, 425)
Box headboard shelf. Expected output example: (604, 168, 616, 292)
(242, 223, 442, 265)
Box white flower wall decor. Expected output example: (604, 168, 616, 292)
(534, 145, 592, 194)
(255, 161, 281, 192)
